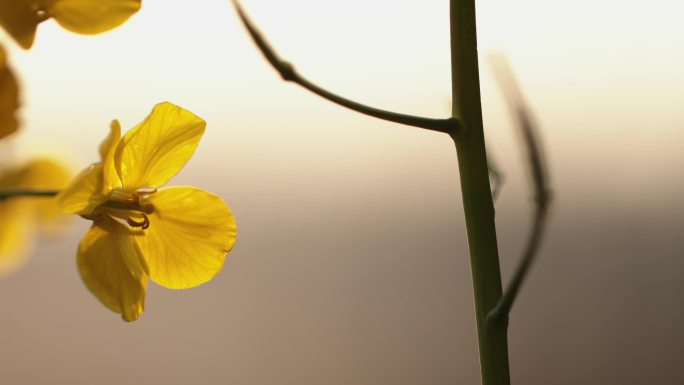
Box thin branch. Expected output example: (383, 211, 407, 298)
(232, 0, 460, 135)
(487, 55, 552, 325)
(0, 189, 59, 201)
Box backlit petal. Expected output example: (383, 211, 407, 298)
(47, 0, 141, 35)
(0, 0, 39, 49)
(55, 163, 106, 215)
(18, 158, 70, 190)
(78, 218, 147, 321)
(0, 45, 20, 139)
(137, 187, 236, 289)
(17, 159, 71, 234)
(101, 120, 122, 193)
(117, 102, 206, 189)
(0, 159, 70, 276)
(99, 120, 119, 159)
(0, 199, 32, 277)
(0, 166, 31, 276)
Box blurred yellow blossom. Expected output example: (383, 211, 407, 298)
(56, 102, 237, 322)
(0, 44, 20, 140)
(0, 158, 70, 277)
(0, 0, 141, 49)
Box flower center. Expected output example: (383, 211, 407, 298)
(92, 188, 157, 231)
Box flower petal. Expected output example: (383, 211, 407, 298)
(0, 45, 20, 139)
(99, 120, 119, 159)
(55, 119, 123, 214)
(0, 199, 32, 277)
(137, 187, 236, 289)
(55, 163, 106, 215)
(17, 158, 71, 233)
(0, 165, 31, 276)
(101, 120, 122, 193)
(47, 0, 141, 35)
(0, 159, 69, 276)
(78, 218, 147, 321)
(0, 0, 39, 49)
(18, 158, 70, 190)
(117, 102, 206, 190)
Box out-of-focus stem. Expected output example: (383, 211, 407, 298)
(0, 189, 59, 200)
(486, 55, 552, 325)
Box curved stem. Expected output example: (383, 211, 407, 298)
(294, 75, 461, 134)
(232, 0, 460, 135)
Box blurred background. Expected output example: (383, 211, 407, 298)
(1, 0, 683, 384)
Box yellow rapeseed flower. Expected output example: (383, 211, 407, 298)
(0, 44, 20, 139)
(0, 0, 141, 49)
(0, 158, 70, 277)
(56, 102, 237, 322)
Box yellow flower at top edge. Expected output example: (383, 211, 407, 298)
(0, 43, 20, 139)
(0, 0, 141, 49)
(56, 102, 237, 322)
(0, 158, 70, 277)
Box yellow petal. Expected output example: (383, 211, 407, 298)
(18, 158, 70, 190)
(0, 158, 70, 276)
(46, 0, 141, 35)
(78, 218, 147, 322)
(137, 187, 236, 289)
(117, 102, 206, 190)
(0, 166, 31, 276)
(0, 45, 21, 139)
(55, 163, 106, 215)
(100, 120, 122, 194)
(55, 118, 124, 214)
(16, 158, 71, 233)
(99, 120, 120, 160)
(0, 0, 39, 49)
(0, 199, 32, 277)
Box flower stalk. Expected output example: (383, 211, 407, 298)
(0, 189, 59, 200)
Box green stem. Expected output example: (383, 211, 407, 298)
(0, 189, 59, 201)
(449, 1, 510, 385)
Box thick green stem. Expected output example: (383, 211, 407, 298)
(449, 1, 510, 384)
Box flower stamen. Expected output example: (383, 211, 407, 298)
(126, 214, 150, 230)
(136, 187, 158, 196)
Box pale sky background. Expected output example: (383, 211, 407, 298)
(1, 1, 683, 384)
